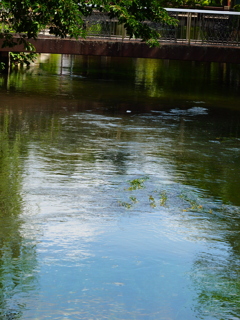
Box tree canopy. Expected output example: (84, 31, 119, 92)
(0, 0, 176, 48)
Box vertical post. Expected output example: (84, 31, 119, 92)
(186, 12, 192, 45)
(175, 13, 179, 42)
(122, 24, 126, 41)
(60, 54, 63, 75)
(70, 54, 73, 75)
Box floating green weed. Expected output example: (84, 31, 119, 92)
(129, 196, 138, 203)
(118, 201, 132, 209)
(118, 196, 138, 209)
(149, 195, 156, 208)
(126, 177, 149, 191)
(120, 177, 171, 209)
(179, 194, 203, 212)
(159, 191, 167, 206)
(119, 177, 171, 209)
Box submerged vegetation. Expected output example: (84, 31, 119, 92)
(119, 177, 234, 216)
(126, 177, 149, 191)
(160, 191, 168, 206)
(119, 177, 170, 209)
(180, 194, 205, 212)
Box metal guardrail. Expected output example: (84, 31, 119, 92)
(81, 8, 240, 46)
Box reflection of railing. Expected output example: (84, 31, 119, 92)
(82, 8, 240, 46)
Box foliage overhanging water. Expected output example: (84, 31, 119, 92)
(0, 55, 240, 320)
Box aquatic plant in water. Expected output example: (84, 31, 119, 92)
(159, 191, 167, 206)
(179, 194, 204, 212)
(120, 177, 170, 209)
(149, 195, 156, 208)
(126, 177, 149, 191)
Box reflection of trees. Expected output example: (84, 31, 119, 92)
(170, 114, 240, 206)
(0, 114, 22, 215)
(134, 59, 240, 108)
(168, 115, 240, 319)
(2, 55, 240, 114)
(34, 115, 130, 176)
(0, 112, 38, 319)
(192, 250, 240, 320)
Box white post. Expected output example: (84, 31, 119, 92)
(186, 12, 192, 45)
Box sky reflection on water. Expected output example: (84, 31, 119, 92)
(0, 56, 240, 319)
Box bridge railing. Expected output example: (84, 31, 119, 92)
(83, 8, 240, 46)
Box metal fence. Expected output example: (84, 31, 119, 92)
(84, 8, 240, 46)
(83, 12, 126, 39)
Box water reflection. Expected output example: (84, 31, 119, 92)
(0, 112, 38, 319)
(0, 56, 240, 319)
(193, 250, 240, 320)
(1, 55, 240, 111)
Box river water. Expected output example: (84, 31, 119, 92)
(0, 55, 240, 320)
